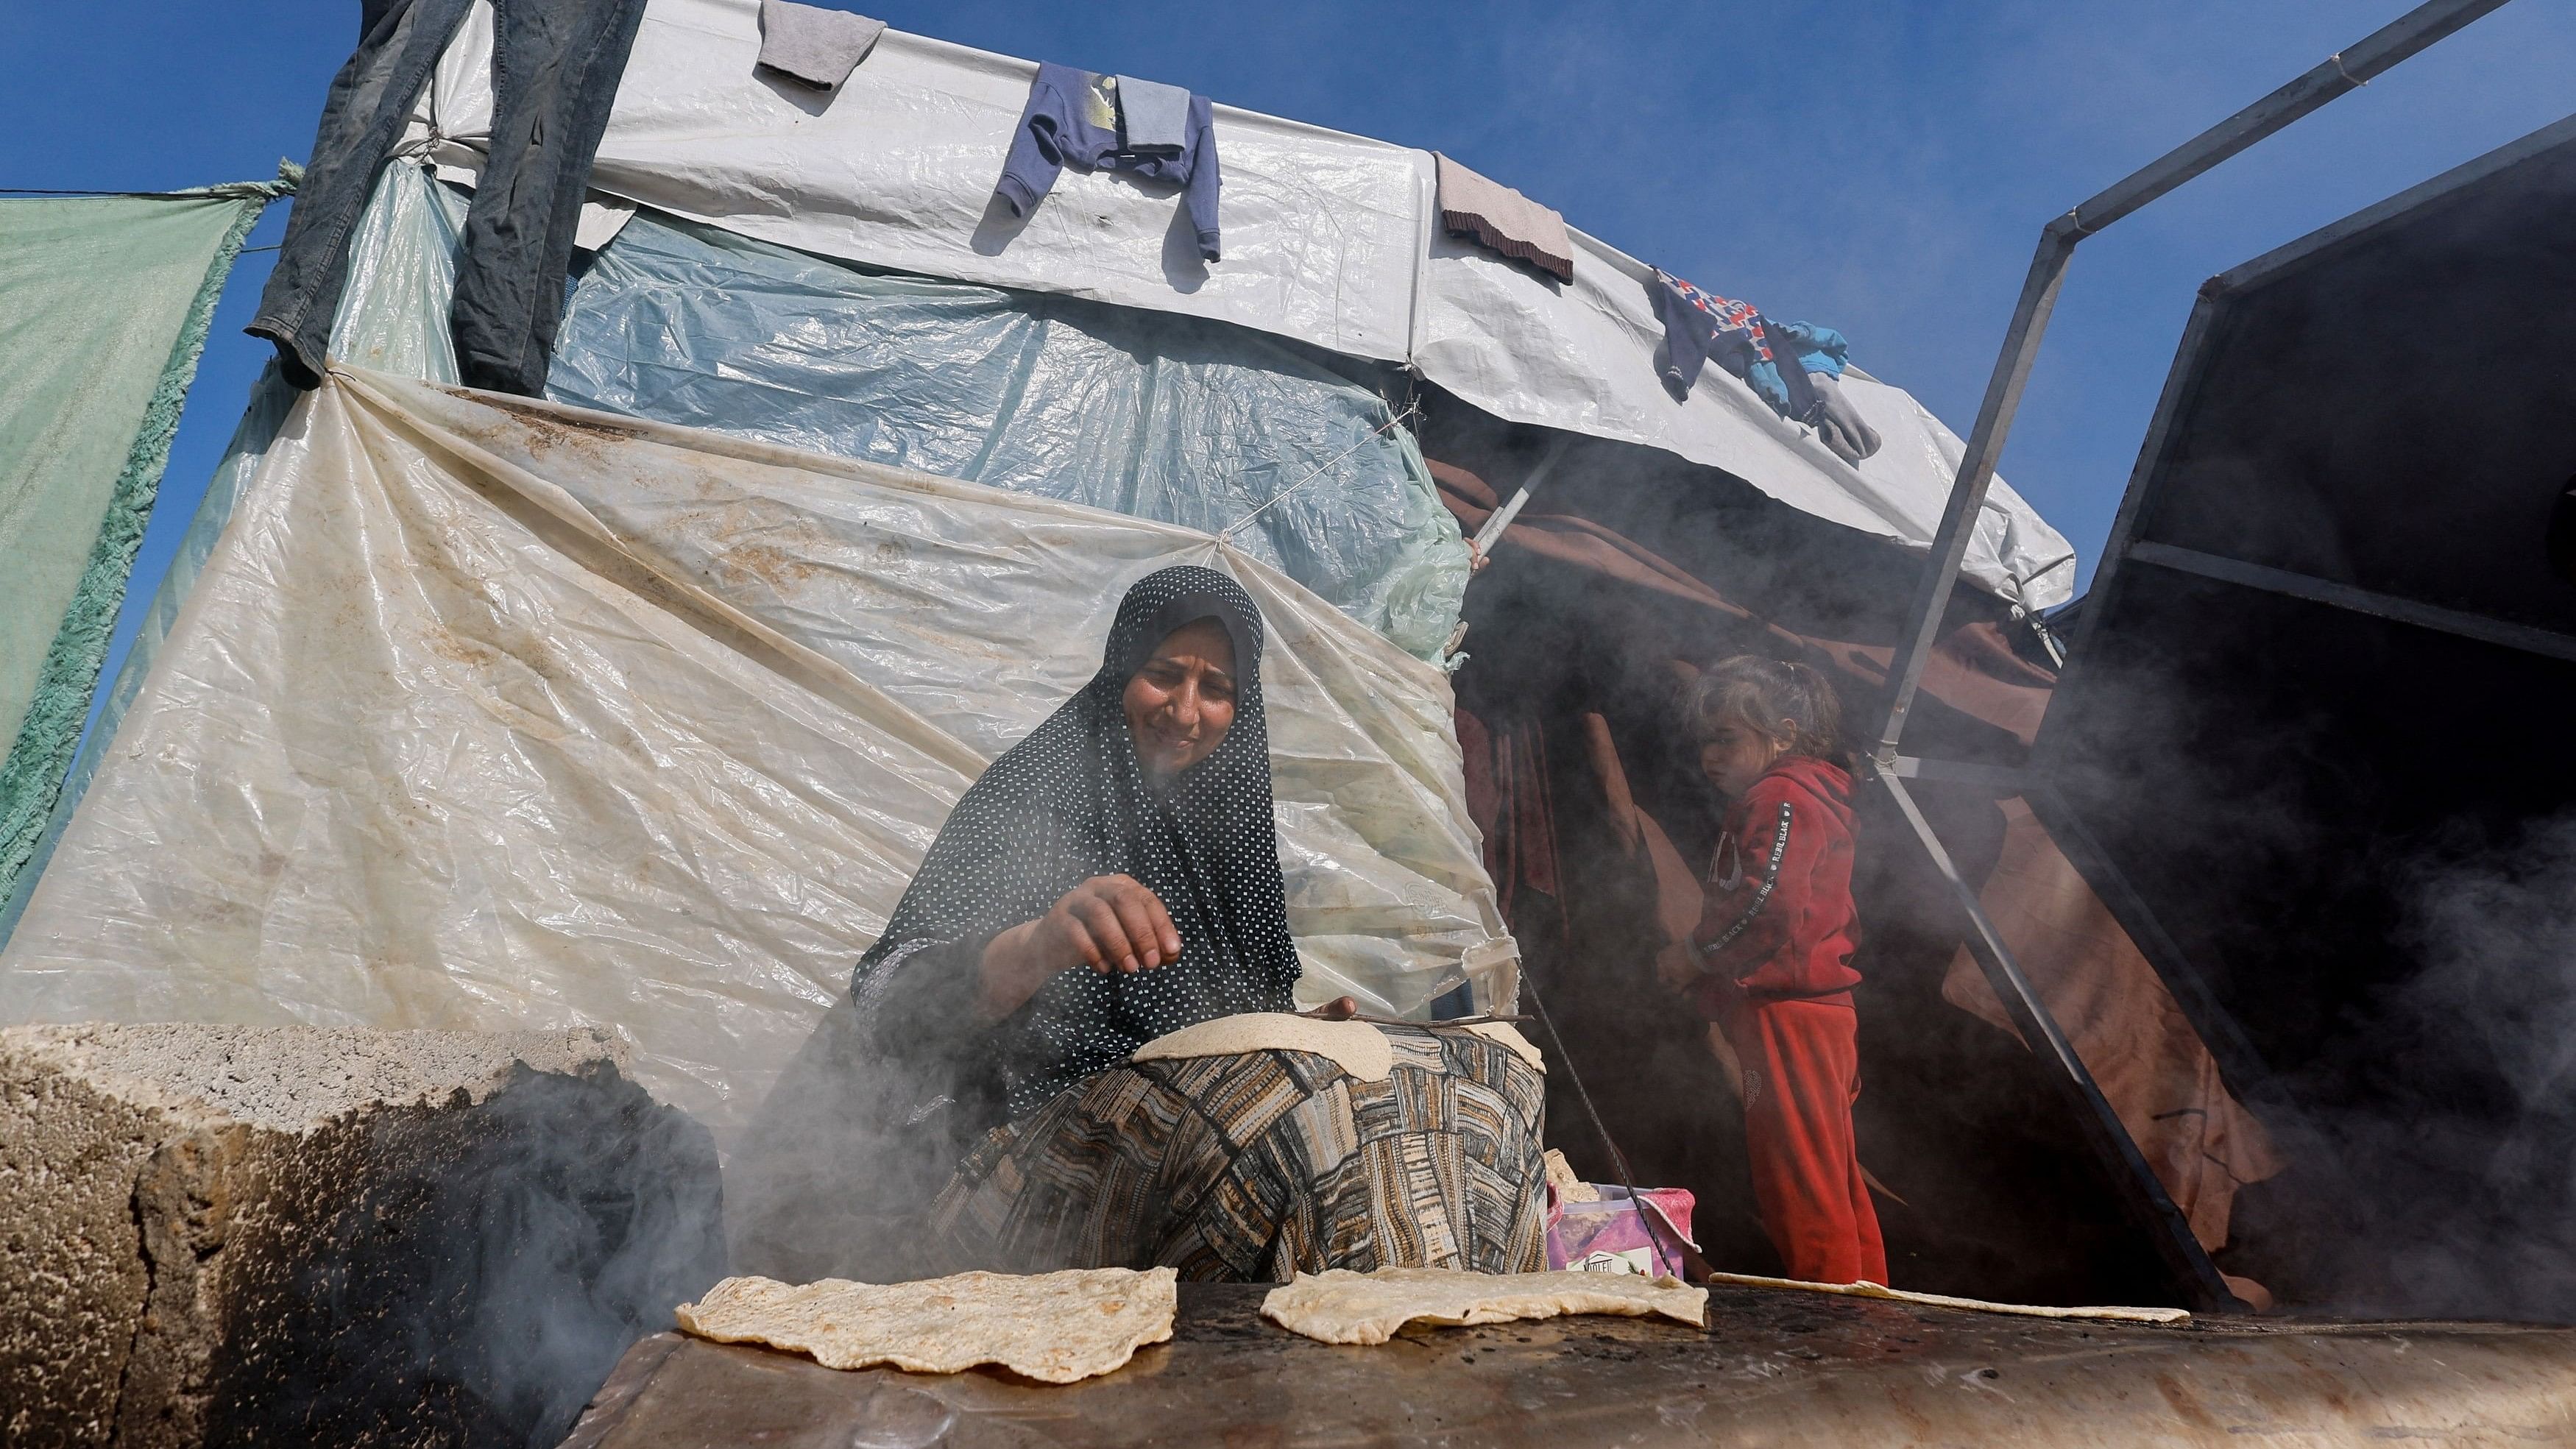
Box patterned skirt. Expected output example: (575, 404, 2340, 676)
(928, 1024, 1548, 1280)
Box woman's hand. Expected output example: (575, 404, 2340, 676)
(1034, 874, 1182, 976)
(976, 876, 1181, 1020)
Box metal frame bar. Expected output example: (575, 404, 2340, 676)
(1869, 760, 2241, 1308)
(1853, 0, 2513, 1310)
(2046, 297, 2229, 678)
(2048, 110, 2576, 697)
(2126, 542, 2576, 665)
(2015, 786, 2276, 1103)
(2021, 107, 2576, 1218)
(1470, 434, 1571, 558)
(2204, 107, 2576, 303)
(2014, 784, 2384, 1252)
(1889, 755, 2030, 793)
(1873, 0, 2512, 765)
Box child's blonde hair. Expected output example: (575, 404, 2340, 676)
(1681, 656, 1844, 761)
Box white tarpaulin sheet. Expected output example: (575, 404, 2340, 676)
(1413, 229, 2078, 609)
(0, 369, 1510, 1138)
(406, 0, 2076, 607)
(415, 0, 1420, 363)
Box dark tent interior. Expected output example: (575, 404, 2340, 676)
(1418, 394, 2257, 1310)
(2037, 121, 2576, 1320)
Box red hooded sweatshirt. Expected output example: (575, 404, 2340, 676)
(1689, 755, 1861, 1012)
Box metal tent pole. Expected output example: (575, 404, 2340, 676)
(1872, 0, 2510, 764)
(1860, 0, 2512, 1311)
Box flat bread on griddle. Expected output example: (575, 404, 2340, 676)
(1259, 1266, 1707, 1345)
(676, 1266, 1177, 1383)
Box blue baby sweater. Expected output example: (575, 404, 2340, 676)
(996, 63, 1222, 262)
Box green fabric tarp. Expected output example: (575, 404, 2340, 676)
(0, 184, 281, 903)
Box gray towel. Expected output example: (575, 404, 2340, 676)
(757, 0, 885, 92)
(1114, 75, 1192, 154)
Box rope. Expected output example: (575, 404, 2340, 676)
(1, 164, 301, 202)
(1217, 404, 1418, 543)
(1516, 963, 1694, 1280)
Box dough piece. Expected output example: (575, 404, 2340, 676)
(1700, 1270, 2189, 1324)
(1541, 1148, 1600, 1202)
(1260, 1267, 1707, 1345)
(1130, 1013, 1393, 1081)
(1464, 1021, 1545, 1071)
(675, 1267, 1177, 1383)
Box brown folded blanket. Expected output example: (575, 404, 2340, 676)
(1435, 153, 1575, 283)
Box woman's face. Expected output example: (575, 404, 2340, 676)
(1125, 617, 1238, 779)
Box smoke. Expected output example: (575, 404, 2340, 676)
(2276, 812, 2576, 1321)
(726, 993, 966, 1287)
(205, 1062, 727, 1448)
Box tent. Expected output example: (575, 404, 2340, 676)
(394, 0, 2075, 612)
(1, 2, 2079, 1152)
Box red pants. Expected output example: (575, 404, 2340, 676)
(1715, 996, 1888, 1286)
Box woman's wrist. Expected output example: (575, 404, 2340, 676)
(976, 920, 1052, 1021)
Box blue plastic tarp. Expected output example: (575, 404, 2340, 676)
(547, 213, 1468, 658)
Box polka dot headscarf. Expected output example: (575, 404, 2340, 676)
(853, 564, 1301, 1117)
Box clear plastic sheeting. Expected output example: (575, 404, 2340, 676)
(1, 163, 472, 943)
(0, 369, 1511, 1138)
(329, 160, 466, 383)
(549, 213, 1468, 659)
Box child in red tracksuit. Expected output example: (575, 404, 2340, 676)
(1663, 656, 1886, 1286)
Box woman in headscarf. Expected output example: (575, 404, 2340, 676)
(777, 564, 1545, 1282)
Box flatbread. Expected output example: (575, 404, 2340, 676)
(1540, 1148, 1600, 1202)
(1700, 1270, 2189, 1324)
(1130, 1014, 1546, 1084)
(1130, 1013, 1393, 1080)
(674, 1268, 1178, 1383)
(1260, 1267, 1707, 1345)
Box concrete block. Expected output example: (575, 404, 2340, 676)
(0, 1024, 725, 1449)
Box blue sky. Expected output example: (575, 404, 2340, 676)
(7, 0, 2573, 714)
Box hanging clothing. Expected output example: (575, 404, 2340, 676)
(249, 0, 477, 388)
(1434, 153, 1575, 284)
(1649, 268, 1850, 424)
(450, 0, 651, 394)
(855, 564, 1300, 1125)
(754, 0, 883, 91)
(995, 63, 1223, 262)
(1803, 371, 1882, 464)
(930, 1023, 1548, 1279)
(1715, 996, 1887, 1285)
(251, 0, 648, 395)
(1112, 74, 1192, 154)
(1691, 754, 1862, 1009)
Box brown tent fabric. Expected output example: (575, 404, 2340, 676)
(1577, 710, 1705, 970)
(1942, 798, 2285, 1253)
(1434, 460, 2053, 745)
(1455, 706, 1560, 914)
(1432, 453, 2281, 1267)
